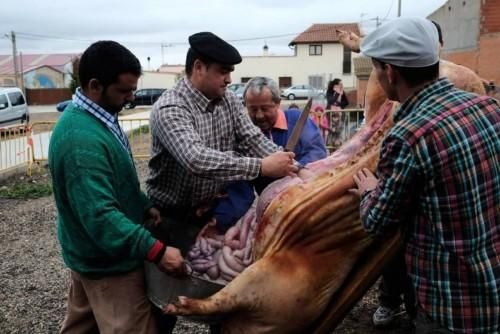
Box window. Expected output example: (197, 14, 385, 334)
(278, 77, 292, 88)
(0, 94, 8, 110)
(308, 76, 324, 90)
(135, 90, 148, 97)
(342, 45, 352, 74)
(309, 45, 322, 56)
(8, 92, 25, 106)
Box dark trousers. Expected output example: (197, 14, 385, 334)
(378, 249, 416, 318)
(146, 209, 222, 334)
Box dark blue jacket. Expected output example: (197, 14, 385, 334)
(213, 108, 327, 231)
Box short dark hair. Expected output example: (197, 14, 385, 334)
(79, 41, 142, 90)
(327, 78, 342, 92)
(375, 59, 440, 87)
(185, 48, 214, 76)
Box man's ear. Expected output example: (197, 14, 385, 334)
(385, 64, 398, 85)
(88, 78, 103, 95)
(193, 59, 205, 75)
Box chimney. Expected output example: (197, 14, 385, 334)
(263, 43, 269, 56)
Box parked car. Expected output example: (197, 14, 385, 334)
(0, 87, 29, 126)
(281, 85, 325, 100)
(227, 83, 245, 93)
(125, 88, 166, 109)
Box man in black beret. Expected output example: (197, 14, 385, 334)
(146, 31, 298, 333)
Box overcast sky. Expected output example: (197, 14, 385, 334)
(1, 0, 447, 70)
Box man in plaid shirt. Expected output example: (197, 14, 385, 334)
(352, 18, 499, 333)
(146, 32, 298, 333)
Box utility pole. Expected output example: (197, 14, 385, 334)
(19, 51, 25, 94)
(9, 31, 20, 88)
(376, 16, 381, 28)
(398, 0, 402, 17)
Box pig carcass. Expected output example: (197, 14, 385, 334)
(165, 43, 486, 334)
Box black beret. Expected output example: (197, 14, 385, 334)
(188, 32, 242, 65)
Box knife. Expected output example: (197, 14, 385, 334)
(284, 98, 313, 152)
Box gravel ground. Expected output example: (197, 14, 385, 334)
(0, 161, 413, 333)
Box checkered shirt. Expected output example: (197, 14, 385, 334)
(146, 78, 278, 208)
(73, 88, 132, 158)
(361, 78, 500, 333)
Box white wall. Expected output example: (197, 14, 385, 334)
(138, 71, 178, 89)
(428, 0, 480, 52)
(231, 43, 356, 89)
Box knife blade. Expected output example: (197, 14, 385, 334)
(284, 98, 313, 152)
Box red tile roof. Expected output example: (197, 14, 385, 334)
(289, 23, 360, 46)
(0, 53, 78, 75)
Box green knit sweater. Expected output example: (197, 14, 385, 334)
(48, 104, 156, 277)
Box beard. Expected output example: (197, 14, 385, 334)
(100, 90, 124, 114)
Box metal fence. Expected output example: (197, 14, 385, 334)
(0, 119, 152, 176)
(311, 108, 365, 153)
(1, 109, 365, 176)
(0, 125, 31, 173)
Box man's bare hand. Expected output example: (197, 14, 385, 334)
(261, 151, 298, 178)
(336, 29, 361, 52)
(349, 168, 379, 197)
(157, 247, 186, 277)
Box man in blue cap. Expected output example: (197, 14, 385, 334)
(351, 17, 499, 334)
(146, 32, 298, 333)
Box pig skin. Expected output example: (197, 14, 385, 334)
(165, 35, 486, 331)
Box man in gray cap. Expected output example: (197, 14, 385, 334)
(351, 17, 499, 334)
(146, 32, 298, 333)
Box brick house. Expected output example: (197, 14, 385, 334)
(428, 0, 500, 97)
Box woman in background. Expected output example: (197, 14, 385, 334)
(324, 79, 349, 150)
(326, 78, 349, 110)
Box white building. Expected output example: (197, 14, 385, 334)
(138, 71, 178, 89)
(231, 23, 360, 90)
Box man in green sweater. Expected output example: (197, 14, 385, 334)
(49, 41, 184, 334)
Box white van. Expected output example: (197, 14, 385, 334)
(0, 87, 30, 126)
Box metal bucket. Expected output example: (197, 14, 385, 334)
(144, 262, 225, 323)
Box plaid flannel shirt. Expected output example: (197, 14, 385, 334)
(146, 78, 278, 208)
(361, 78, 500, 333)
(73, 88, 132, 159)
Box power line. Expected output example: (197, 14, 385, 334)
(12, 25, 362, 47)
(382, 0, 395, 20)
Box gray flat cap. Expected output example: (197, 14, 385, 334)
(360, 17, 439, 67)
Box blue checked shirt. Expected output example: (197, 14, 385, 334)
(73, 88, 132, 159)
(146, 78, 278, 209)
